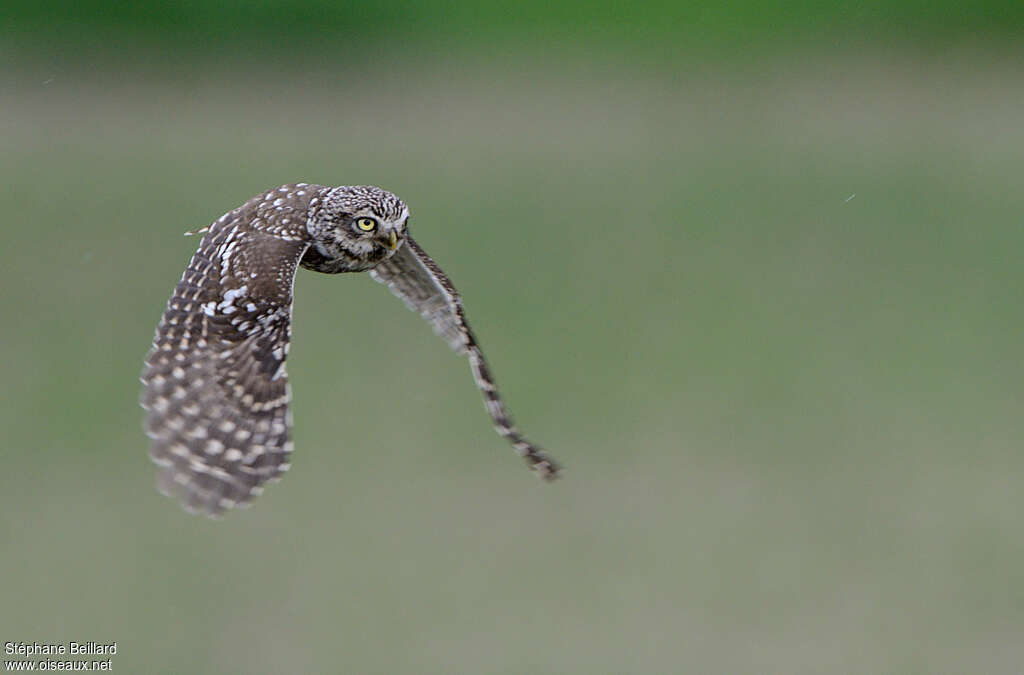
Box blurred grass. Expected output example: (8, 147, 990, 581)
(1, 44, 1023, 673)
(3, 0, 1024, 53)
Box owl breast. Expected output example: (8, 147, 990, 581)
(299, 240, 394, 274)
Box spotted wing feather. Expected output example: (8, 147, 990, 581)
(141, 186, 314, 516)
(370, 237, 560, 479)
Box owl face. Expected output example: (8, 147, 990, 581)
(303, 185, 410, 273)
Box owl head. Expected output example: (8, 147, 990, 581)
(303, 185, 410, 273)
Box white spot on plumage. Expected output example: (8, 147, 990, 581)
(209, 466, 234, 483)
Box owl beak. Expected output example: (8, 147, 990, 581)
(383, 231, 398, 251)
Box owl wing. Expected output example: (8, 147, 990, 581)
(141, 200, 310, 516)
(369, 237, 560, 479)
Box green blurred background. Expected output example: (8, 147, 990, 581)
(2, 2, 1023, 673)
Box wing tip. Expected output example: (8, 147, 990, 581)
(534, 458, 563, 481)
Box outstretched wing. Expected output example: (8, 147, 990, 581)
(370, 237, 560, 479)
(141, 192, 311, 516)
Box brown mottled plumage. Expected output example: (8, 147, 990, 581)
(141, 184, 559, 516)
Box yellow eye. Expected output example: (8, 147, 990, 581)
(355, 217, 377, 232)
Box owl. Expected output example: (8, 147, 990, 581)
(140, 184, 560, 516)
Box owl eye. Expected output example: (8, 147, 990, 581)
(354, 217, 378, 232)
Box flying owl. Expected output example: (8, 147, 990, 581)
(140, 184, 560, 516)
